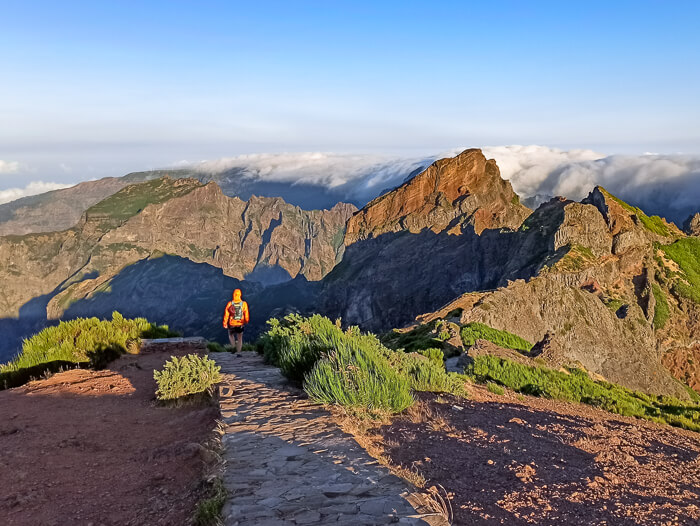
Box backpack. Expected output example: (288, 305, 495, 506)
(229, 301, 244, 321)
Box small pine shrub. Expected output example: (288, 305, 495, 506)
(154, 354, 222, 401)
(418, 348, 444, 367)
(304, 341, 414, 412)
(460, 322, 533, 352)
(259, 315, 467, 413)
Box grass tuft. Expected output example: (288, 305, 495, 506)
(460, 322, 533, 352)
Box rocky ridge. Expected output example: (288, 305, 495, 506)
(324, 150, 693, 397)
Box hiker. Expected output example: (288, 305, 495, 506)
(222, 288, 250, 353)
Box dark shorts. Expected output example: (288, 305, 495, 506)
(228, 326, 244, 335)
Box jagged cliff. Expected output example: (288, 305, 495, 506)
(345, 148, 531, 242)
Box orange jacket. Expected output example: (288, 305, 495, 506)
(223, 292, 250, 328)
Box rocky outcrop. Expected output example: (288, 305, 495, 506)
(344, 149, 531, 244)
(583, 186, 683, 254)
(684, 213, 700, 236)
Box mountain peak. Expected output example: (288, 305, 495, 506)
(344, 149, 531, 245)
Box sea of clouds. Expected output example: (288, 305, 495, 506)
(189, 146, 700, 224)
(2, 146, 699, 224)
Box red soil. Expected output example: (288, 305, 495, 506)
(360, 387, 700, 526)
(0, 346, 218, 526)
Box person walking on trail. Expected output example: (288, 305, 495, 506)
(222, 288, 250, 353)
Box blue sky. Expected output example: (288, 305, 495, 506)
(1, 0, 699, 192)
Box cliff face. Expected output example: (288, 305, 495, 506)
(344, 149, 531, 243)
(685, 213, 700, 236)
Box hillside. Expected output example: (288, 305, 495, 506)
(2, 148, 698, 400)
(320, 149, 695, 397)
(0, 177, 354, 361)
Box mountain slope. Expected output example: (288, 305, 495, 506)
(321, 149, 691, 397)
(0, 177, 354, 360)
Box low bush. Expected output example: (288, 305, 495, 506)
(487, 382, 505, 395)
(460, 322, 533, 352)
(154, 354, 222, 401)
(1, 312, 176, 389)
(466, 355, 700, 432)
(381, 322, 443, 353)
(260, 315, 467, 413)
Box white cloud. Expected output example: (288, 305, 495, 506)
(0, 160, 22, 174)
(0, 181, 72, 205)
(191, 152, 432, 202)
(478, 146, 700, 223)
(172, 146, 700, 224)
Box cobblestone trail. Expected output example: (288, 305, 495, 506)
(212, 352, 446, 526)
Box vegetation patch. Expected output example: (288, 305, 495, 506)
(86, 177, 201, 227)
(259, 314, 466, 413)
(659, 238, 700, 304)
(193, 478, 227, 526)
(0, 312, 176, 389)
(460, 322, 533, 352)
(551, 244, 597, 272)
(381, 322, 443, 353)
(466, 355, 700, 432)
(652, 284, 671, 329)
(601, 188, 674, 237)
(154, 354, 222, 401)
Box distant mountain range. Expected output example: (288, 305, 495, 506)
(1, 148, 699, 401)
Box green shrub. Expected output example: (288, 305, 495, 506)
(418, 348, 444, 367)
(659, 238, 700, 304)
(259, 315, 467, 412)
(154, 354, 222, 401)
(193, 478, 227, 526)
(652, 284, 671, 329)
(487, 382, 505, 395)
(0, 312, 176, 389)
(206, 342, 227, 353)
(466, 355, 700, 432)
(381, 323, 442, 353)
(604, 298, 625, 314)
(304, 339, 414, 412)
(460, 322, 533, 352)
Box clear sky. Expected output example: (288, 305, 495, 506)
(1, 0, 699, 189)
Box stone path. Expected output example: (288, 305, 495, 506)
(212, 352, 446, 526)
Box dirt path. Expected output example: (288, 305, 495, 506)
(213, 352, 445, 525)
(359, 389, 700, 526)
(0, 341, 217, 526)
